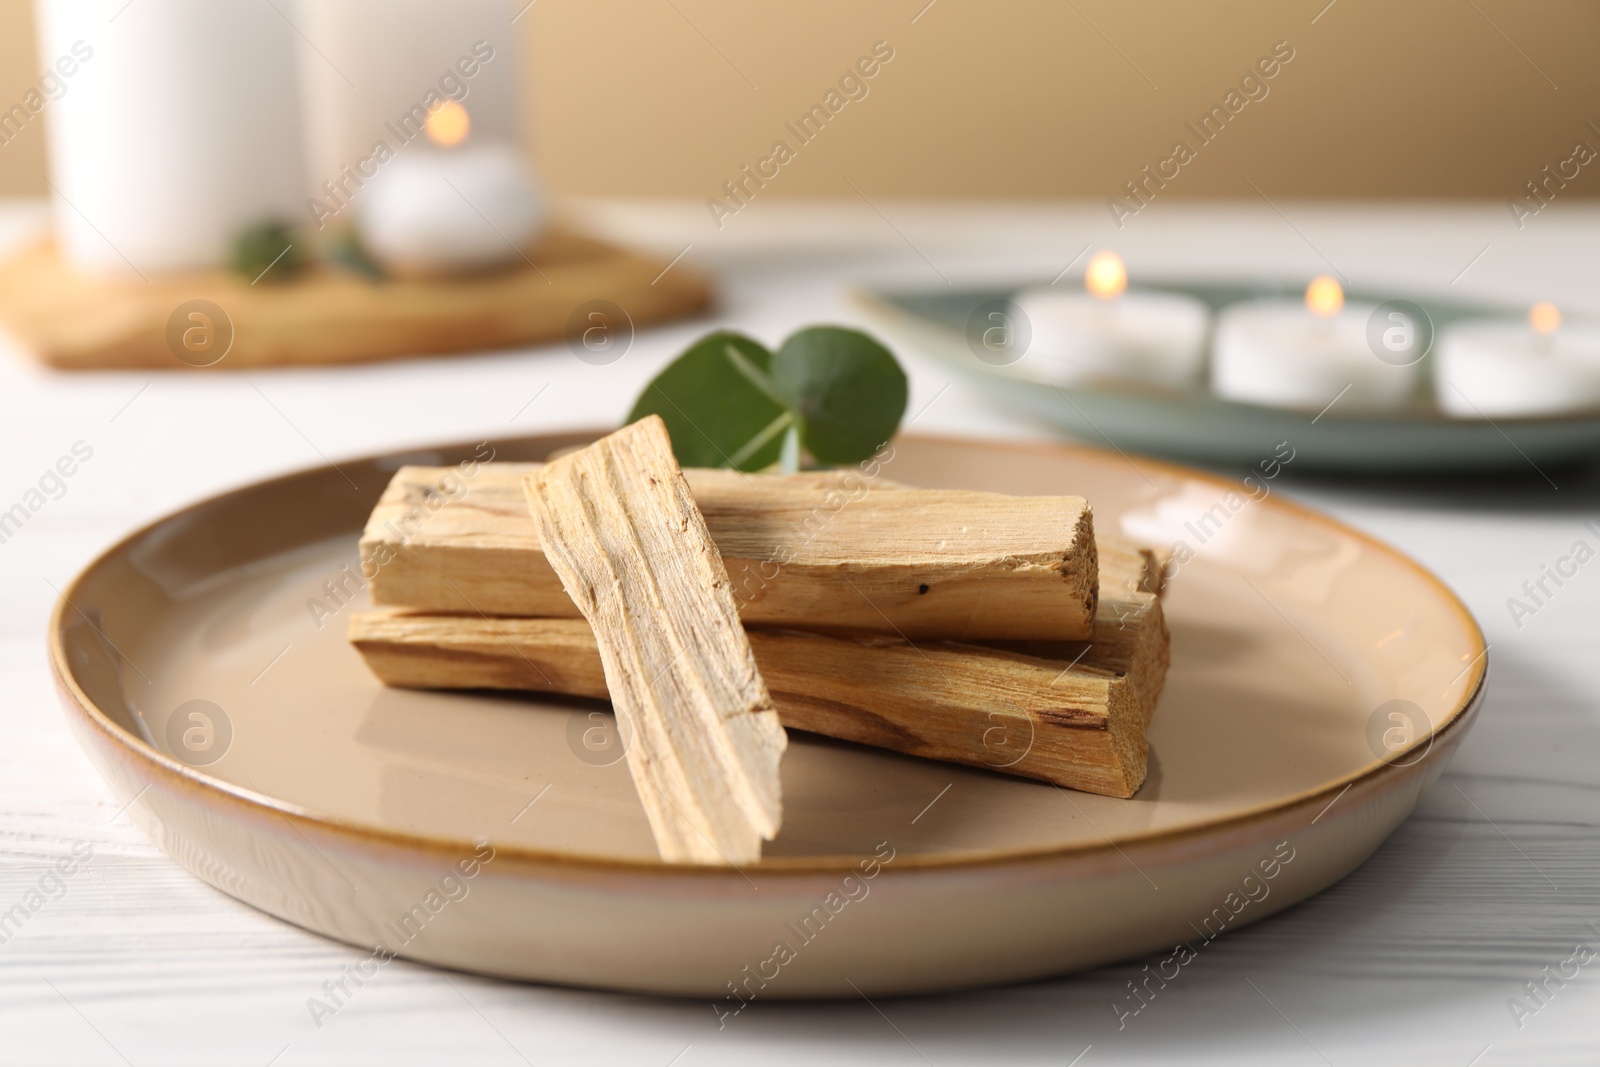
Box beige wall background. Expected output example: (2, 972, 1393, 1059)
(4, 0, 1599, 203)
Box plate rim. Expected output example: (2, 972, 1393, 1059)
(49, 430, 1489, 878)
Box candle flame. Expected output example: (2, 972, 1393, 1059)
(1305, 275, 1343, 318)
(1530, 301, 1561, 336)
(425, 100, 471, 148)
(1085, 250, 1127, 301)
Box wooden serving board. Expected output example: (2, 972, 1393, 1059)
(0, 228, 712, 370)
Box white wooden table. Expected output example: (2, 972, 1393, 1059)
(2, 199, 1597, 1066)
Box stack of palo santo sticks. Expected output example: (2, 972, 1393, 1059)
(349, 417, 1170, 864)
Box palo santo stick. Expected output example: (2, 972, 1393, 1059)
(524, 416, 787, 865)
(866, 476, 1164, 599)
(349, 599, 1156, 798)
(1099, 539, 1166, 599)
(347, 590, 1168, 717)
(362, 462, 1101, 640)
(990, 589, 1169, 727)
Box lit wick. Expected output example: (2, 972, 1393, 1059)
(1086, 249, 1127, 331)
(1305, 275, 1343, 337)
(425, 100, 471, 148)
(1529, 301, 1560, 354)
(1086, 250, 1128, 301)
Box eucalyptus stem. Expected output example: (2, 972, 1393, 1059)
(726, 410, 795, 470)
(778, 423, 802, 474)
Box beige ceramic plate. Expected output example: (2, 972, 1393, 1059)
(50, 432, 1486, 999)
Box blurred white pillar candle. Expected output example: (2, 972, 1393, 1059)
(35, 0, 306, 274)
(293, 0, 523, 235)
(1436, 304, 1600, 418)
(1211, 277, 1420, 413)
(1010, 251, 1210, 388)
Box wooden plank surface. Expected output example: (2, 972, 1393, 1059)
(4, 202, 1596, 1066)
(0, 229, 711, 370)
(363, 461, 1103, 640)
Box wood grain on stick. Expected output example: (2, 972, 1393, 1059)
(989, 589, 1169, 727)
(522, 416, 786, 865)
(363, 462, 1102, 640)
(348, 589, 1166, 798)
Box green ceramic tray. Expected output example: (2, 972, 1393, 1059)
(859, 281, 1600, 473)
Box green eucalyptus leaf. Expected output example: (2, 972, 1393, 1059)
(231, 219, 304, 284)
(627, 331, 790, 471)
(327, 226, 385, 280)
(770, 326, 908, 465)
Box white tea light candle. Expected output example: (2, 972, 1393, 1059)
(1435, 304, 1600, 418)
(35, 0, 306, 274)
(1211, 277, 1421, 414)
(294, 0, 522, 234)
(356, 106, 545, 277)
(1010, 251, 1211, 388)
